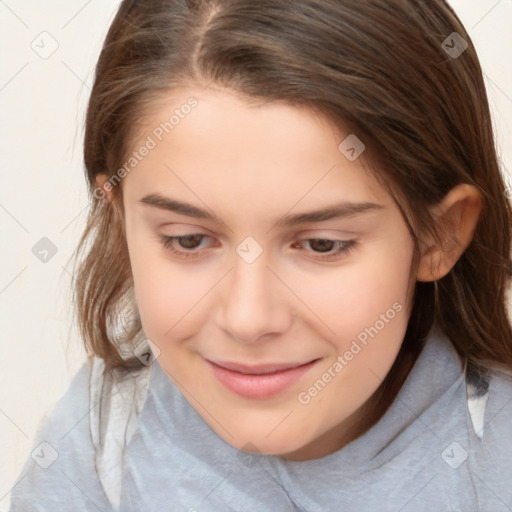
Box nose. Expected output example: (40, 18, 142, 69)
(216, 249, 292, 343)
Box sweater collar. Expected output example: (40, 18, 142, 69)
(267, 323, 465, 474)
(150, 323, 464, 473)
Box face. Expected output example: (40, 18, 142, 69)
(119, 86, 416, 461)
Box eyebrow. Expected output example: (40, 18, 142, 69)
(139, 193, 385, 227)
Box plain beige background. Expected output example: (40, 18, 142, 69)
(0, 1, 511, 509)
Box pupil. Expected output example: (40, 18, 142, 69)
(310, 239, 334, 252)
(179, 235, 202, 249)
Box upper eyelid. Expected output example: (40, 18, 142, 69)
(156, 224, 217, 236)
(161, 234, 356, 248)
(161, 233, 354, 241)
(160, 235, 356, 260)
(158, 226, 360, 238)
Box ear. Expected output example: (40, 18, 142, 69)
(416, 183, 483, 282)
(95, 173, 124, 221)
(95, 173, 113, 201)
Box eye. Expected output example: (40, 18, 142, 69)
(292, 238, 357, 261)
(159, 234, 215, 260)
(159, 234, 357, 262)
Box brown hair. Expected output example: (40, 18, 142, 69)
(74, 0, 512, 408)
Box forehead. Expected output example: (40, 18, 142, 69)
(122, 86, 391, 215)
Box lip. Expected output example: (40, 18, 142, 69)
(206, 358, 320, 399)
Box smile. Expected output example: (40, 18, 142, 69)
(206, 359, 320, 399)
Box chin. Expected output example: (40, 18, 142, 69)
(220, 426, 313, 458)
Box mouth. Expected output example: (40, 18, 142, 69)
(206, 358, 320, 399)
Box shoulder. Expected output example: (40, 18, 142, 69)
(8, 357, 152, 511)
(473, 369, 512, 438)
(91, 357, 153, 509)
(8, 358, 108, 510)
(478, 370, 512, 441)
(467, 369, 512, 510)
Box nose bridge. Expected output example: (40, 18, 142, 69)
(218, 243, 289, 342)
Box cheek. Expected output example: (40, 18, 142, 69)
(124, 223, 208, 342)
(291, 234, 413, 344)
(292, 238, 413, 428)
(133, 262, 212, 342)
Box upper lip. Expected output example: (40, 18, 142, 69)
(207, 359, 318, 375)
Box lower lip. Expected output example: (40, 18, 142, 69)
(207, 360, 319, 399)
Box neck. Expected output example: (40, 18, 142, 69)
(279, 336, 424, 462)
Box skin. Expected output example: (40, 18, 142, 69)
(97, 86, 482, 461)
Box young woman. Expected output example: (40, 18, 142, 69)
(9, 1, 512, 510)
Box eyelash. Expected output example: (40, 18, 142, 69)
(159, 234, 357, 262)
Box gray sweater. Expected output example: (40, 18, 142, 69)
(8, 327, 512, 511)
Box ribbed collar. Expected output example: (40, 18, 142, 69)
(149, 324, 465, 477)
(266, 324, 465, 479)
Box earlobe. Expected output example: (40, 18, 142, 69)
(94, 173, 125, 226)
(95, 173, 113, 202)
(416, 184, 483, 282)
